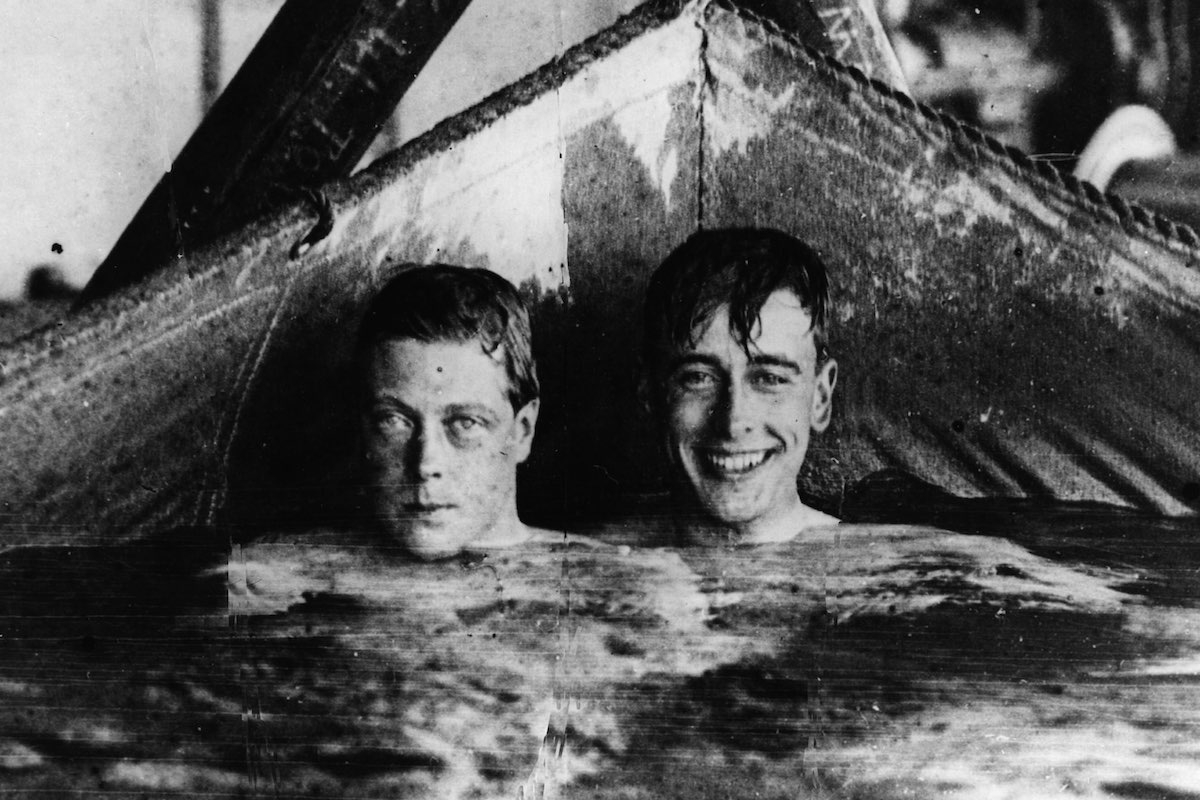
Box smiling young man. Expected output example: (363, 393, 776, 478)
(357, 265, 548, 559)
(641, 228, 840, 546)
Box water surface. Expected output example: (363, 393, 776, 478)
(3, 517, 1199, 799)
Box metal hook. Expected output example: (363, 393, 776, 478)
(289, 188, 334, 259)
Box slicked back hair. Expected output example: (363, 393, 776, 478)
(643, 228, 831, 379)
(357, 265, 539, 410)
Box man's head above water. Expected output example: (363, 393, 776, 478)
(357, 265, 540, 559)
(642, 228, 839, 545)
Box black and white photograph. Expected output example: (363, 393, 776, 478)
(4, 1, 1200, 797)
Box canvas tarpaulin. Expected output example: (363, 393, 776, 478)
(3, 0, 1200, 545)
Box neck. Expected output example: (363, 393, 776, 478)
(673, 492, 837, 547)
(475, 507, 534, 549)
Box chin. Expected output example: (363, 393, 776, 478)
(702, 499, 769, 527)
(400, 533, 465, 561)
(382, 518, 468, 560)
(691, 480, 770, 525)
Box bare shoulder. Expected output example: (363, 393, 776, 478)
(522, 526, 634, 553)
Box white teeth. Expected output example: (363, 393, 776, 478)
(702, 450, 770, 475)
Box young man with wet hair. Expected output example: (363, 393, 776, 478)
(357, 264, 547, 559)
(641, 227, 839, 545)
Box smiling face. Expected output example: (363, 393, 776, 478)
(362, 338, 538, 559)
(659, 290, 836, 538)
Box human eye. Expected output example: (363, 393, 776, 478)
(370, 407, 414, 436)
(750, 369, 794, 390)
(446, 414, 490, 442)
(675, 368, 717, 391)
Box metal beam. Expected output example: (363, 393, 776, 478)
(79, 0, 472, 305)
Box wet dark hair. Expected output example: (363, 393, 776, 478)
(357, 264, 539, 410)
(643, 228, 831, 373)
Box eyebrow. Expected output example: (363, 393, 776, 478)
(669, 353, 803, 374)
(747, 354, 802, 373)
(668, 354, 724, 373)
(444, 403, 502, 422)
(369, 395, 415, 414)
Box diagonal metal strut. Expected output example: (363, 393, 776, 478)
(79, 0, 473, 305)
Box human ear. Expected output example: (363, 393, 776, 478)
(810, 359, 837, 433)
(510, 398, 540, 463)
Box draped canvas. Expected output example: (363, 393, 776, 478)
(3, 0, 1199, 545)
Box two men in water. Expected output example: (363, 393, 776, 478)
(358, 228, 838, 557)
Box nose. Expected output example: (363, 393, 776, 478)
(409, 426, 450, 480)
(713, 377, 756, 438)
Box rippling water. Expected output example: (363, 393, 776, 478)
(3, 513, 1200, 799)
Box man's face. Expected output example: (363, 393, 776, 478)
(362, 338, 538, 559)
(658, 290, 836, 529)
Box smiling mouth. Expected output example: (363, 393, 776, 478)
(697, 448, 776, 477)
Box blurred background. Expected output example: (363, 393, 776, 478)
(2, 0, 1198, 337)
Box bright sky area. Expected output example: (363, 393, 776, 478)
(0, 0, 639, 299)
